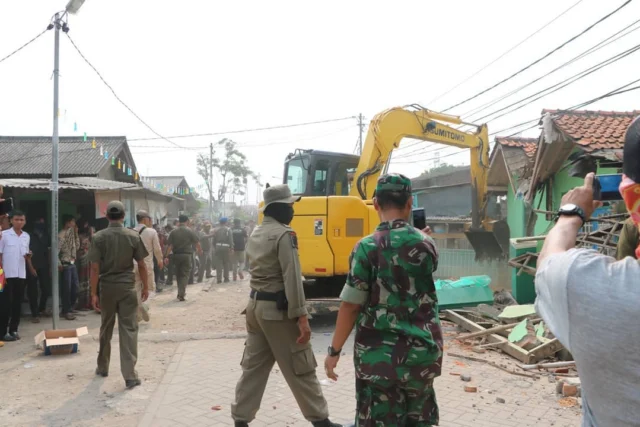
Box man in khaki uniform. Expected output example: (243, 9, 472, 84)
(231, 185, 341, 427)
(213, 217, 234, 283)
(133, 210, 163, 322)
(164, 215, 201, 301)
(89, 201, 149, 389)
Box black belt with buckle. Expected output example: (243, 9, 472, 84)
(249, 289, 279, 301)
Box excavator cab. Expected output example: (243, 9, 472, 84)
(283, 150, 360, 196)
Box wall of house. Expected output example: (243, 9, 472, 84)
(531, 163, 620, 241)
(10, 190, 93, 231)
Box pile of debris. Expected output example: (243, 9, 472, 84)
(509, 213, 627, 275)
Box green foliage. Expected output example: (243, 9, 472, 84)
(418, 162, 467, 178)
(196, 139, 258, 203)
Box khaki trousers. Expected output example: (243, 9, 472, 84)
(231, 299, 329, 423)
(96, 281, 139, 381)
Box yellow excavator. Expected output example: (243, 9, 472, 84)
(264, 105, 509, 297)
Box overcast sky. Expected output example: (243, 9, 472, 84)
(1, 0, 638, 204)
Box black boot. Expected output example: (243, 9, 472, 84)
(312, 420, 342, 427)
(234, 422, 249, 427)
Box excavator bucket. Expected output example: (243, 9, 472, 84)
(465, 220, 511, 262)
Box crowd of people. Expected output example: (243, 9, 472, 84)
(0, 192, 256, 345)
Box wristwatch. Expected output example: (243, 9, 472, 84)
(557, 204, 586, 225)
(327, 345, 341, 357)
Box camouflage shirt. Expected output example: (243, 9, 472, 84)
(340, 219, 443, 383)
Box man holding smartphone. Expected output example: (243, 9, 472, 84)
(535, 117, 640, 426)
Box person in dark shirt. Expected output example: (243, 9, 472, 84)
(27, 218, 50, 322)
(231, 218, 248, 281)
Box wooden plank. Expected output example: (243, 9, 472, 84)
(447, 352, 538, 379)
(528, 338, 563, 361)
(443, 310, 533, 363)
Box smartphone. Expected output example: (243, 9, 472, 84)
(412, 208, 426, 230)
(592, 176, 601, 201)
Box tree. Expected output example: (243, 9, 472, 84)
(213, 139, 257, 203)
(196, 153, 215, 202)
(418, 162, 467, 179)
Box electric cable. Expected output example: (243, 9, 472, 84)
(128, 116, 357, 142)
(441, 0, 633, 113)
(0, 27, 50, 65)
(461, 17, 640, 120)
(65, 33, 187, 149)
(427, 0, 585, 106)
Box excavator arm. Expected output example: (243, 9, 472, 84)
(350, 105, 490, 230)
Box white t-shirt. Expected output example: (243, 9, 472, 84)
(536, 248, 640, 427)
(0, 228, 30, 279)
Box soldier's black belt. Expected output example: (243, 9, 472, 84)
(250, 289, 288, 311)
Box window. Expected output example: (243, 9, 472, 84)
(286, 159, 307, 195)
(332, 164, 355, 196)
(312, 161, 329, 196)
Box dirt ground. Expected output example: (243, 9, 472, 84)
(0, 278, 248, 427)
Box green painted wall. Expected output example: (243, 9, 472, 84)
(507, 185, 526, 238)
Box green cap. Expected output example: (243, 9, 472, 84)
(375, 173, 412, 195)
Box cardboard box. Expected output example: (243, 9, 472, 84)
(34, 326, 88, 356)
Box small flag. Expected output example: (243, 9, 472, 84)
(135, 172, 139, 180)
(73, 122, 77, 132)
(92, 139, 97, 149)
(117, 159, 121, 168)
(104, 150, 109, 160)
(99, 146, 104, 156)
(83, 132, 87, 142)
(127, 167, 132, 176)
(122, 162, 126, 173)
(111, 157, 115, 165)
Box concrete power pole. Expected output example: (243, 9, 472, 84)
(357, 113, 365, 155)
(209, 142, 214, 221)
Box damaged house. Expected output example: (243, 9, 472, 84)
(489, 109, 635, 303)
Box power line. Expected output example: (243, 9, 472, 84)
(127, 116, 357, 142)
(65, 33, 187, 149)
(427, 0, 585, 106)
(468, 42, 640, 124)
(441, 0, 633, 113)
(489, 76, 640, 137)
(461, 17, 640, 120)
(0, 27, 50, 65)
(394, 78, 640, 163)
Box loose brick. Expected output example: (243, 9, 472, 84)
(464, 386, 478, 393)
(562, 384, 578, 397)
(554, 368, 569, 374)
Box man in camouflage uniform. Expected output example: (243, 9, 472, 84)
(324, 173, 442, 427)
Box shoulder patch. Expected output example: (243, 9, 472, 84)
(289, 231, 298, 249)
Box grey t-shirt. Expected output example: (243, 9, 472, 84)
(536, 248, 640, 427)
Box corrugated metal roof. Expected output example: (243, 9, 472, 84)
(144, 176, 188, 189)
(0, 136, 126, 176)
(0, 177, 136, 191)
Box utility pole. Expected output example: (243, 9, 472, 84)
(49, 0, 86, 329)
(357, 113, 365, 155)
(50, 13, 62, 329)
(209, 142, 213, 221)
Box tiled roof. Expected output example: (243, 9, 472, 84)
(495, 136, 538, 158)
(543, 109, 640, 152)
(0, 136, 126, 176)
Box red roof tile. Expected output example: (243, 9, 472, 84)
(542, 109, 640, 152)
(495, 136, 538, 158)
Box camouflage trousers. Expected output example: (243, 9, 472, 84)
(355, 377, 438, 426)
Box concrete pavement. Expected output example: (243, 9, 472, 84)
(139, 318, 582, 427)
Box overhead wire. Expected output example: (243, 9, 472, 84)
(427, 0, 585, 106)
(65, 33, 187, 149)
(393, 78, 640, 164)
(127, 116, 357, 141)
(460, 17, 640, 120)
(466, 42, 640, 124)
(441, 0, 633, 113)
(0, 27, 49, 65)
